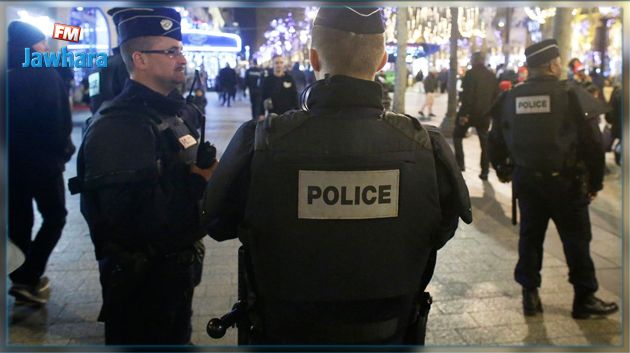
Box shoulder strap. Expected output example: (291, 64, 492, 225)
(381, 111, 432, 149)
(68, 101, 167, 194)
(254, 110, 310, 151)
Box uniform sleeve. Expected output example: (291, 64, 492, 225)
(426, 127, 472, 249)
(201, 120, 257, 241)
(569, 87, 606, 192)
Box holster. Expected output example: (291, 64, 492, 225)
(403, 292, 433, 345)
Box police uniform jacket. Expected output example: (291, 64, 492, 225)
(201, 75, 471, 342)
(245, 67, 264, 94)
(488, 75, 606, 193)
(78, 80, 207, 259)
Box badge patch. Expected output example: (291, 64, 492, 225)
(88, 72, 100, 97)
(298, 170, 399, 219)
(178, 134, 196, 149)
(283, 81, 293, 89)
(160, 19, 173, 31)
(516, 95, 551, 114)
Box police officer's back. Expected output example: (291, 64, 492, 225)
(488, 39, 618, 319)
(201, 7, 471, 344)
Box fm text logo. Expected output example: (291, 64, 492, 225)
(52, 23, 81, 42)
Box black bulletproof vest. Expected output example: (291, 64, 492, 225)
(242, 109, 440, 339)
(502, 78, 577, 172)
(77, 102, 200, 258)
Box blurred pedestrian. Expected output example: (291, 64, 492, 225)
(453, 51, 498, 180)
(418, 69, 438, 119)
(438, 68, 448, 93)
(245, 59, 264, 119)
(218, 63, 237, 107)
(8, 21, 75, 306)
(260, 54, 298, 117)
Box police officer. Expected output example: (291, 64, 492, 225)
(201, 7, 471, 344)
(89, 8, 204, 131)
(71, 8, 216, 344)
(453, 52, 499, 180)
(488, 39, 618, 319)
(245, 59, 264, 119)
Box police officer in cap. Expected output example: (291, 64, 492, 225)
(488, 39, 618, 319)
(201, 7, 471, 344)
(71, 7, 217, 344)
(89, 8, 205, 131)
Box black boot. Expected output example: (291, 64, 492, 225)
(572, 294, 618, 319)
(522, 288, 543, 316)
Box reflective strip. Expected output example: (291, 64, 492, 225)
(298, 170, 399, 219)
(88, 72, 100, 97)
(515, 95, 551, 114)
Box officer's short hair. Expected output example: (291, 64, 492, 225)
(120, 36, 161, 73)
(311, 25, 385, 77)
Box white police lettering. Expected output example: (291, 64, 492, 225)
(178, 134, 196, 149)
(516, 95, 551, 114)
(298, 170, 399, 219)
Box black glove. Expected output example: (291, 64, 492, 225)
(495, 164, 513, 183)
(197, 141, 217, 169)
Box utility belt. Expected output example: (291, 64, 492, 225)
(515, 164, 585, 179)
(103, 239, 201, 273)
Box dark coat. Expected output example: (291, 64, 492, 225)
(260, 73, 299, 115)
(8, 44, 74, 178)
(460, 64, 499, 124)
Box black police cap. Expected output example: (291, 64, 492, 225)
(525, 39, 560, 67)
(314, 7, 385, 34)
(114, 7, 182, 45)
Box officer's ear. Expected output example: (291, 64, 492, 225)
(310, 48, 321, 72)
(132, 51, 149, 71)
(376, 51, 387, 72)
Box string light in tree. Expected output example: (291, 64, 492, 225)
(257, 7, 317, 64)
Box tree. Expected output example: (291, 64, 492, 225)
(553, 8, 573, 79)
(439, 7, 459, 137)
(393, 7, 408, 113)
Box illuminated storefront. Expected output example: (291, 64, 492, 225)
(181, 28, 242, 89)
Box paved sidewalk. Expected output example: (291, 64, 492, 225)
(7, 89, 624, 347)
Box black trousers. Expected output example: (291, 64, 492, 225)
(249, 91, 262, 119)
(453, 118, 490, 175)
(9, 173, 67, 285)
(513, 167, 598, 295)
(98, 249, 196, 345)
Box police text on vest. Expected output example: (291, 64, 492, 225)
(515, 95, 551, 114)
(298, 170, 399, 219)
